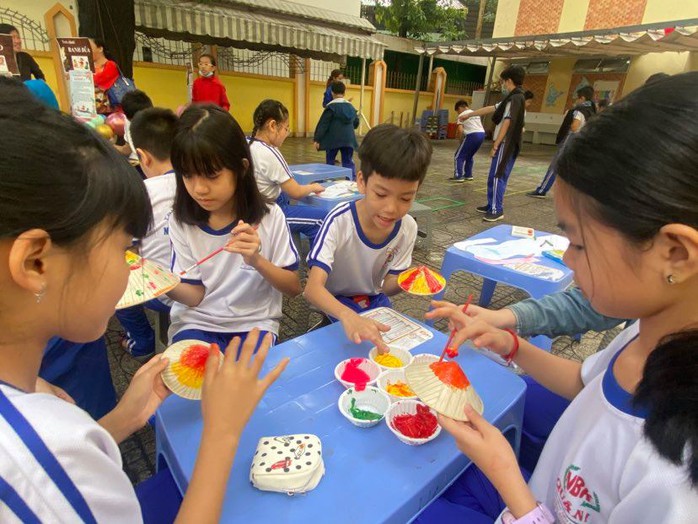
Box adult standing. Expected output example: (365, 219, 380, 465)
(89, 38, 120, 114)
(0, 24, 45, 81)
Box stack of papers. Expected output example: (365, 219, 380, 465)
(320, 181, 359, 199)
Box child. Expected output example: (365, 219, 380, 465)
(305, 124, 433, 353)
(192, 54, 230, 111)
(166, 104, 301, 348)
(0, 77, 287, 521)
(527, 85, 596, 198)
(323, 68, 344, 107)
(249, 99, 327, 243)
(460, 65, 527, 222)
(449, 99, 485, 182)
(115, 107, 178, 359)
(116, 89, 153, 165)
(420, 72, 698, 523)
(524, 90, 534, 110)
(314, 81, 360, 178)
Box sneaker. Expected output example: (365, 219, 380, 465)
(476, 205, 489, 214)
(483, 211, 504, 222)
(526, 191, 547, 199)
(448, 176, 465, 183)
(463, 177, 474, 181)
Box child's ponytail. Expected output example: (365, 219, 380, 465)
(634, 330, 698, 485)
(250, 99, 289, 140)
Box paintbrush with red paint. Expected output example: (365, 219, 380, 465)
(438, 294, 473, 362)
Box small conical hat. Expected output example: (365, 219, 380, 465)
(161, 340, 212, 400)
(397, 266, 446, 295)
(116, 251, 180, 309)
(405, 360, 483, 421)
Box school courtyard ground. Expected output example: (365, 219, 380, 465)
(106, 136, 621, 485)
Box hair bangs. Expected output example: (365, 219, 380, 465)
(172, 130, 227, 179)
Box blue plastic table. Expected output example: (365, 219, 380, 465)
(155, 316, 526, 524)
(290, 163, 353, 184)
(298, 181, 364, 211)
(431, 224, 574, 350)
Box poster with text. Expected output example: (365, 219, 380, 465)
(57, 37, 94, 73)
(69, 69, 96, 121)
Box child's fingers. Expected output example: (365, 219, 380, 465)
(438, 413, 477, 442)
(204, 343, 222, 384)
(250, 333, 273, 375)
(376, 321, 391, 333)
(259, 357, 290, 391)
(237, 329, 260, 368)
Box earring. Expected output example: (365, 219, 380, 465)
(666, 274, 676, 285)
(35, 284, 46, 304)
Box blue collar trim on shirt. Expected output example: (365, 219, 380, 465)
(0, 379, 27, 393)
(349, 201, 401, 250)
(198, 220, 237, 236)
(602, 334, 649, 419)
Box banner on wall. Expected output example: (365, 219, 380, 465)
(0, 34, 19, 77)
(57, 37, 96, 120)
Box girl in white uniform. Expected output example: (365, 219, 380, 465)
(421, 72, 698, 523)
(166, 104, 301, 349)
(0, 78, 287, 522)
(248, 99, 327, 243)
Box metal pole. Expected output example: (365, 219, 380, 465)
(427, 54, 434, 79)
(484, 55, 497, 107)
(411, 52, 425, 128)
(359, 57, 366, 135)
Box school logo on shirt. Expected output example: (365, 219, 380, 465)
(555, 464, 601, 523)
(380, 245, 401, 273)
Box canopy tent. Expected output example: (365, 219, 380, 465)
(416, 18, 698, 58)
(134, 0, 385, 62)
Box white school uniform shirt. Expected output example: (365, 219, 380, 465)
(123, 118, 138, 163)
(0, 386, 141, 523)
(141, 172, 177, 307)
(307, 201, 417, 296)
(493, 101, 512, 143)
(249, 139, 292, 201)
(457, 109, 485, 135)
(525, 323, 697, 523)
(168, 204, 299, 338)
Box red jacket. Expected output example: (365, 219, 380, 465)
(192, 75, 230, 111)
(94, 60, 119, 91)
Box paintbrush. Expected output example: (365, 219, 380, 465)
(438, 294, 473, 362)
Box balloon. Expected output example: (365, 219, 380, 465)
(94, 114, 106, 125)
(90, 116, 103, 127)
(95, 124, 115, 140)
(106, 112, 126, 137)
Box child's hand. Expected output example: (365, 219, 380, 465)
(201, 330, 288, 440)
(462, 304, 517, 330)
(225, 220, 261, 266)
(309, 183, 325, 194)
(118, 354, 171, 428)
(490, 144, 500, 158)
(426, 300, 517, 357)
(439, 406, 523, 496)
(339, 311, 391, 353)
(35, 377, 76, 404)
(313, 141, 320, 151)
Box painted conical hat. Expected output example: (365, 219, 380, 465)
(161, 340, 215, 400)
(397, 266, 446, 295)
(116, 251, 180, 309)
(405, 360, 483, 421)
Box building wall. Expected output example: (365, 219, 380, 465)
(584, 0, 647, 30)
(514, 0, 565, 36)
(522, 74, 548, 112)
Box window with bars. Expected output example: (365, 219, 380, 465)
(0, 8, 50, 52)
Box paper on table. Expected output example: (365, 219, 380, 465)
(537, 234, 569, 251)
(319, 181, 359, 199)
(360, 307, 433, 351)
(453, 238, 497, 251)
(466, 238, 541, 261)
(293, 170, 313, 175)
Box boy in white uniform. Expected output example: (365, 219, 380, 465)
(449, 99, 485, 182)
(115, 108, 178, 359)
(305, 124, 433, 352)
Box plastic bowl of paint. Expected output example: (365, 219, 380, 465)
(334, 358, 381, 389)
(368, 346, 413, 371)
(377, 369, 418, 403)
(385, 399, 441, 446)
(338, 386, 391, 428)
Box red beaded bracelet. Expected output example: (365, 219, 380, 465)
(503, 329, 520, 365)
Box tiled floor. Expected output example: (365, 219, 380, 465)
(107, 136, 621, 485)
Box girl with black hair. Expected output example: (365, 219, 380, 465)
(0, 77, 287, 522)
(419, 72, 698, 523)
(323, 68, 344, 107)
(166, 104, 301, 349)
(249, 99, 327, 243)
